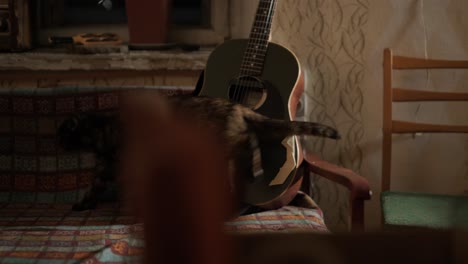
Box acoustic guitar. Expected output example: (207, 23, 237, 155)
(193, 0, 305, 209)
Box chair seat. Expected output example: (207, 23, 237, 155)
(226, 192, 328, 233)
(381, 191, 468, 229)
(225, 206, 328, 233)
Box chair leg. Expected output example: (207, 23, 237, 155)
(350, 198, 365, 232)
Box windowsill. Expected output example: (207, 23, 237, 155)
(0, 47, 213, 71)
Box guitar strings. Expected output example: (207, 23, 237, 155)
(235, 1, 265, 104)
(237, 0, 276, 107)
(250, 0, 276, 105)
(236, 0, 264, 104)
(239, 0, 271, 104)
(242, 0, 272, 105)
(236, 0, 258, 104)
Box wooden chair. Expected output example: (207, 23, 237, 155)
(303, 153, 371, 232)
(381, 48, 468, 230)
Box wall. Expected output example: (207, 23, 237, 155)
(271, 0, 368, 231)
(238, 0, 468, 231)
(362, 0, 468, 230)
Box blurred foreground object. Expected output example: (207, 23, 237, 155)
(234, 229, 468, 264)
(120, 92, 235, 264)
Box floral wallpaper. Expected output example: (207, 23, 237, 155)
(271, 0, 369, 230)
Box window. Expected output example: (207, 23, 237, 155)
(58, 0, 208, 26)
(62, 0, 128, 25)
(35, 0, 230, 46)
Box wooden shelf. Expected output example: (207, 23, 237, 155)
(0, 48, 211, 74)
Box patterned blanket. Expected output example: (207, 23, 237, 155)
(0, 225, 144, 264)
(0, 203, 135, 227)
(0, 204, 327, 263)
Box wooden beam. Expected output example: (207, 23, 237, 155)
(393, 56, 468, 70)
(392, 120, 468, 134)
(0, 69, 202, 81)
(382, 48, 393, 192)
(393, 88, 468, 102)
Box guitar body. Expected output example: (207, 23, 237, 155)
(195, 39, 305, 209)
(195, 39, 301, 119)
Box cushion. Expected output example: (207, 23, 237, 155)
(226, 206, 328, 233)
(381, 191, 468, 229)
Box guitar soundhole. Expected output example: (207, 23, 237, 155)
(228, 76, 267, 110)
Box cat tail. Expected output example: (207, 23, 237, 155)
(246, 118, 341, 140)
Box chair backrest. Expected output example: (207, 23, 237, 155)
(382, 48, 468, 192)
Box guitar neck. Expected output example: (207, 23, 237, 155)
(240, 0, 278, 76)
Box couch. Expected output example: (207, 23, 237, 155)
(0, 86, 370, 263)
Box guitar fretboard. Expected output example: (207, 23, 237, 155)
(239, 0, 277, 77)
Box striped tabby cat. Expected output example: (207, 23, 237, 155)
(57, 92, 340, 211)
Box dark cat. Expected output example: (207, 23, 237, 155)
(57, 111, 121, 211)
(57, 93, 340, 211)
